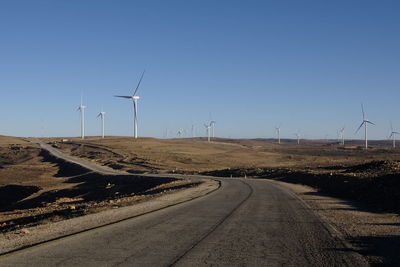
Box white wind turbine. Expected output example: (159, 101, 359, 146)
(204, 123, 211, 142)
(114, 70, 145, 139)
(97, 110, 106, 139)
(275, 126, 281, 144)
(339, 126, 345, 145)
(77, 96, 86, 139)
(177, 129, 183, 138)
(191, 124, 196, 138)
(355, 104, 375, 149)
(210, 120, 216, 138)
(389, 122, 399, 148)
(294, 132, 300, 145)
(164, 128, 169, 138)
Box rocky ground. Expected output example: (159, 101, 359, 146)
(2, 136, 400, 264)
(0, 137, 199, 233)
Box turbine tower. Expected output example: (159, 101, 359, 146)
(294, 132, 300, 145)
(210, 121, 216, 138)
(339, 126, 345, 146)
(204, 123, 211, 142)
(389, 122, 399, 148)
(77, 97, 86, 139)
(114, 70, 145, 139)
(177, 129, 183, 138)
(97, 110, 106, 139)
(355, 104, 375, 149)
(275, 126, 281, 144)
(191, 124, 196, 138)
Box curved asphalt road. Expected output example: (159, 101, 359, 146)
(1, 140, 368, 266)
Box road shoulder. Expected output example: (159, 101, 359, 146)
(270, 179, 400, 265)
(0, 179, 219, 255)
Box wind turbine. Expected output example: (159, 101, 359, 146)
(275, 126, 281, 144)
(97, 110, 106, 139)
(191, 124, 196, 138)
(77, 96, 86, 139)
(339, 126, 345, 145)
(210, 120, 216, 138)
(114, 70, 145, 139)
(389, 122, 399, 148)
(177, 129, 183, 138)
(355, 104, 375, 149)
(204, 123, 211, 142)
(294, 132, 300, 145)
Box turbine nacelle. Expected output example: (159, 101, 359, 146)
(78, 105, 86, 111)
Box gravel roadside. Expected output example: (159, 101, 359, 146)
(271, 180, 400, 265)
(0, 179, 219, 255)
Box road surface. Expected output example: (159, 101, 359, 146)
(1, 140, 368, 266)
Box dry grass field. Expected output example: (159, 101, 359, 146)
(48, 136, 400, 214)
(48, 136, 400, 173)
(0, 136, 197, 232)
(1, 135, 400, 232)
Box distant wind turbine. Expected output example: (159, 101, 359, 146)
(355, 104, 375, 149)
(204, 123, 211, 142)
(97, 110, 106, 139)
(275, 126, 281, 144)
(210, 120, 216, 138)
(339, 126, 345, 146)
(177, 129, 183, 138)
(294, 132, 300, 145)
(114, 70, 145, 139)
(389, 122, 399, 148)
(77, 96, 86, 139)
(191, 124, 196, 138)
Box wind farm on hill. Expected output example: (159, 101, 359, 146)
(74, 70, 397, 150)
(3, 1, 400, 265)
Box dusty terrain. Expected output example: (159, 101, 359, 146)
(44, 136, 400, 215)
(2, 135, 400, 264)
(43, 136, 400, 265)
(0, 136, 198, 233)
(47, 137, 400, 173)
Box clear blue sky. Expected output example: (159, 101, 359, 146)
(1, 0, 399, 139)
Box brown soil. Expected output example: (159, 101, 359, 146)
(0, 136, 198, 233)
(2, 135, 400, 264)
(45, 137, 400, 174)
(41, 137, 400, 214)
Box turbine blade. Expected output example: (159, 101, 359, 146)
(361, 103, 365, 120)
(114, 95, 132, 99)
(391, 121, 394, 132)
(355, 122, 364, 134)
(366, 121, 375, 125)
(133, 70, 145, 96)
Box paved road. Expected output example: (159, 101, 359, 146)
(3, 140, 368, 266)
